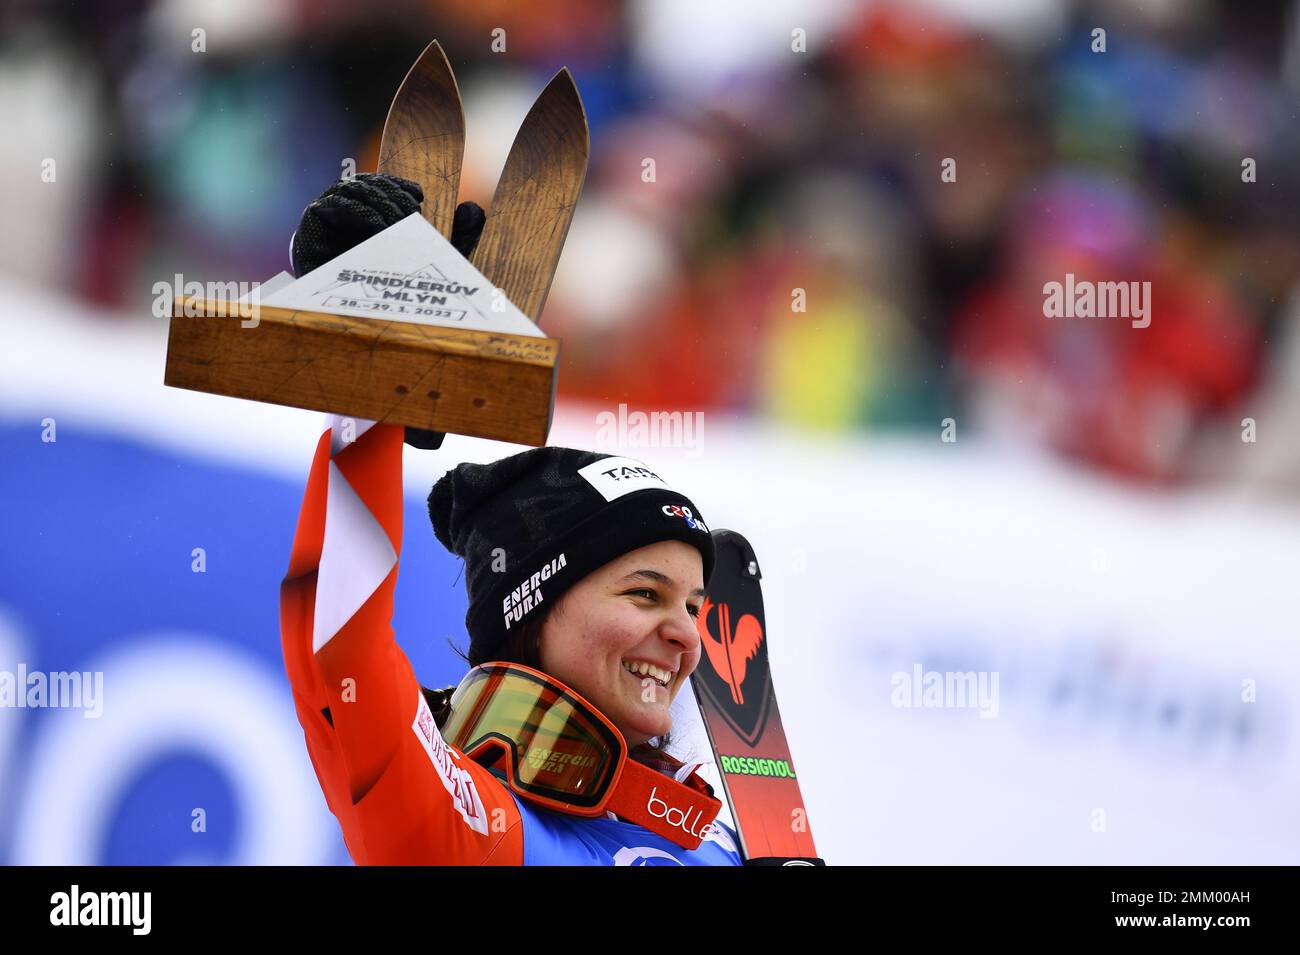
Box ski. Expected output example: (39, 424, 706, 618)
(382, 41, 590, 326)
(692, 529, 824, 865)
(470, 68, 589, 324)
(377, 43, 589, 442)
(378, 39, 465, 238)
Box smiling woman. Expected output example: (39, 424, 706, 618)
(452, 556, 707, 748)
(281, 431, 742, 865)
(425, 447, 721, 762)
(449, 547, 707, 753)
(539, 545, 706, 750)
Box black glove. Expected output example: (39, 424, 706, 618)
(291, 173, 424, 277)
(290, 174, 487, 451)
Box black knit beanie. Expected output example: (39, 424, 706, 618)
(428, 449, 715, 665)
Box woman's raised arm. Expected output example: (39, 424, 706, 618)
(279, 415, 523, 863)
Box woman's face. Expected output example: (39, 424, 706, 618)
(538, 539, 705, 749)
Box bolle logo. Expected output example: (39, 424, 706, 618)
(646, 786, 715, 840)
(661, 503, 708, 533)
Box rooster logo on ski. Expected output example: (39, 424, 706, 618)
(697, 596, 762, 705)
(694, 591, 772, 745)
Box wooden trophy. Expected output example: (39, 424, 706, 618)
(163, 41, 589, 447)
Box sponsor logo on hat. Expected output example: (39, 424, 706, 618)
(502, 552, 567, 631)
(661, 503, 708, 533)
(578, 455, 679, 502)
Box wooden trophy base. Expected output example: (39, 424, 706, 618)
(165, 297, 559, 446)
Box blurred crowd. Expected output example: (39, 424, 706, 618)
(5, 0, 1300, 489)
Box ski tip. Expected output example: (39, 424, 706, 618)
(417, 39, 452, 76)
(378, 38, 466, 235)
(420, 39, 463, 104)
(418, 38, 447, 65)
(710, 529, 762, 580)
(426, 41, 461, 100)
(537, 67, 590, 156)
(546, 66, 579, 95)
(386, 39, 464, 124)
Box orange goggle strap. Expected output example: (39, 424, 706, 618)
(444, 663, 723, 851)
(604, 756, 723, 851)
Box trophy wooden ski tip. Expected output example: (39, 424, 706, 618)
(378, 38, 465, 238)
(471, 65, 590, 325)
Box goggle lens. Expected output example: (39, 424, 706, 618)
(441, 664, 623, 810)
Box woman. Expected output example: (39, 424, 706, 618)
(279, 174, 741, 865)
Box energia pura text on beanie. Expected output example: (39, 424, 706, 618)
(427, 448, 716, 666)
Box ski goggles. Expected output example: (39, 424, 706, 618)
(440, 662, 723, 850)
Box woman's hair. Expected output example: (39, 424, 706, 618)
(449, 614, 546, 671)
(444, 608, 680, 772)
